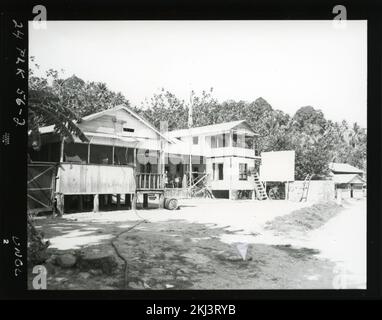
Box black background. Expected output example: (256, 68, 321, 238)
(0, 0, 381, 304)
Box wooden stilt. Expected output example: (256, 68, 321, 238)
(159, 193, 165, 209)
(116, 194, 121, 209)
(93, 194, 99, 213)
(125, 194, 131, 209)
(78, 195, 83, 212)
(143, 193, 148, 209)
(132, 193, 137, 210)
(57, 193, 64, 216)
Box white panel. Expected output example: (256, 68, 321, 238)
(260, 150, 295, 182)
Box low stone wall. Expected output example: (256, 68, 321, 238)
(288, 180, 335, 202)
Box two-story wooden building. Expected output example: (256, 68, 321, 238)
(164, 120, 261, 199)
(28, 105, 264, 214)
(28, 105, 171, 213)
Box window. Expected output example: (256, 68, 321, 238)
(114, 147, 134, 165)
(122, 123, 135, 133)
(233, 133, 247, 148)
(89, 144, 112, 165)
(213, 163, 224, 180)
(210, 136, 217, 148)
(239, 163, 248, 180)
(64, 143, 88, 163)
(193, 136, 199, 145)
(232, 133, 238, 147)
(217, 134, 224, 148)
(245, 135, 253, 149)
(209, 134, 228, 148)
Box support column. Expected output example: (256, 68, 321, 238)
(78, 195, 83, 212)
(159, 193, 165, 209)
(125, 194, 131, 209)
(93, 194, 99, 213)
(116, 194, 121, 209)
(132, 193, 137, 210)
(57, 193, 64, 216)
(143, 194, 149, 209)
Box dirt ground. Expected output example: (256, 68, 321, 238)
(28, 198, 366, 290)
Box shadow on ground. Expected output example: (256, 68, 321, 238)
(29, 215, 336, 290)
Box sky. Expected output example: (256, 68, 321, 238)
(29, 20, 367, 127)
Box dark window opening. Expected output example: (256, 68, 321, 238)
(239, 163, 248, 180)
(213, 163, 224, 180)
(28, 142, 61, 162)
(114, 147, 134, 166)
(90, 144, 112, 165)
(193, 136, 199, 144)
(64, 143, 88, 163)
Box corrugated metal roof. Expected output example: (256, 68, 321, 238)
(165, 120, 256, 138)
(332, 174, 365, 184)
(329, 162, 363, 174)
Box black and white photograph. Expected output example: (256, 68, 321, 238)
(24, 19, 368, 291)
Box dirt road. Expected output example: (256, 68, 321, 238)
(30, 198, 366, 290)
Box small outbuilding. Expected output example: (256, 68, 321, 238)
(329, 162, 366, 199)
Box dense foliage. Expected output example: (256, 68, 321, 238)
(29, 66, 366, 180)
(136, 89, 366, 180)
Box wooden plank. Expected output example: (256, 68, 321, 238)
(59, 163, 136, 194)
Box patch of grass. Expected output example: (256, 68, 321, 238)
(265, 201, 343, 233)
(273, 245, 320, 260)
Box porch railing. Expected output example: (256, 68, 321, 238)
(136, 173, 165, 190)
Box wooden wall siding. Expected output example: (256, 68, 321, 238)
(78, 109, 159, 140)
(58, 163, 136, 195)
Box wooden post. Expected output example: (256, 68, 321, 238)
(285, 182, 289, 200)
(93, 194, 99, 213)
(159, 193, 165, 209)
(57, 193, 64, 216)
(87, 143, 90, 164)
(132, 193, 137, 210)
(143, 193, 148, 209)
(116, 194, 121, 209)
(60, 139, 65, 162)
(78, 195, 83, 212)
(125, 194, 131, 209)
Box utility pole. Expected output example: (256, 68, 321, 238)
(188, 91, 194, 188)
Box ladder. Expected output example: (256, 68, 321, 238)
(300, 174, 313, 202)
(253, 172, 268, 200)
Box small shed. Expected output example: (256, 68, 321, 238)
(332, 173, 365, 199)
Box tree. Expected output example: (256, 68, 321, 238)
(138, 89, 367, 180)
(28, 58, 130, 147)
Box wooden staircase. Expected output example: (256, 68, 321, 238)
(300, 174, 313, 202)
(253, 172, 268, 200)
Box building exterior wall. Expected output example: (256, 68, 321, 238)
(206, 156, 257, 196)
(288, 180, 335, 202)
(57, 163, 136, 195)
